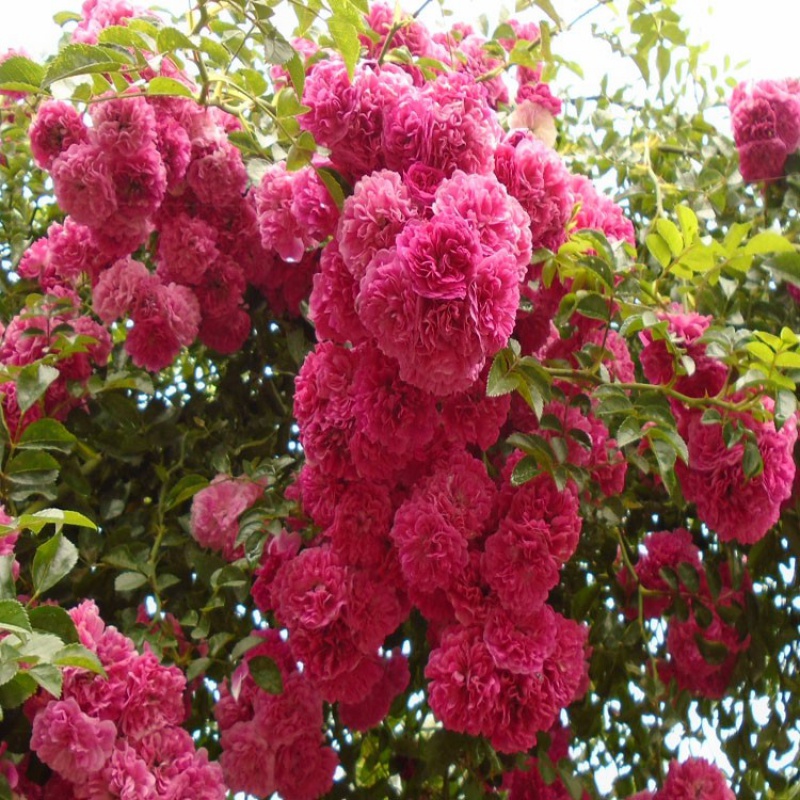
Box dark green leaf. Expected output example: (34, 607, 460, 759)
(114, 571, 148, 592)
(248, 655, 283, 694)
(17, 419, 77, 453)
(29, 605, 79, 643)
(0, 599, 32, 637)
(32, 532, 79, 595)
(16, 364, 60, 415)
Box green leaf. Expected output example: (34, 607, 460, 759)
(43, 44, 132, 86)
(52, 643, 106, 676)
(646, 232, 672, 268)
(114, 571, 148, 592)
(0, 599, 32, 637)
(533, 0, 563, 25)
(16, 364, 60, 415)
(6, 450, 60, 488)
(511, 455, 540, 486)
(32, 532, 79, 596)
(16, 509, 96, 533)
(316, 166, 349, 211)
(0, 673, 37, 708)
(98, 25, 151, 49)
(166, 474, 209, 511)
(744, 231, 795, 256)
(742, 439, 764, 481)
(29, 605, 79, 643)
(0, 55, 45, 93)
(157, 26, 195, 52)
(328, 16, 362, 80)
(285, 51, 305, 97)
(675, 205, 699, 245)
(0, 557, 15, 602)
(655, 218, 684, 258)
(695, 635, 729, 666)
(763, 251, 800, 287)
(248, 655, 284, 694)
(575, 292, 610, 322)
(147, 76, 194, 98)
(17, 419, 77, 453)
(28, 663, 62, 698)
(676, 562, 700, 593)
(486, 350, 518, 397)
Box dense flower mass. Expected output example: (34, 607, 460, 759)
(3, 2, 797, 800)
(26, 601, 225, 799)
(730, 79, 800, 181)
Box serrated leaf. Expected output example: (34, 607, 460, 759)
(0, 599, 32, 637)
(29, 606, 79, 643)
(52, 643, 106, 676)
(248, 655, 283, 694)
(646, 232, 672, 268)
(486, 350, 518, 397)
(166, 474, 208, 511)
(32, 532, 79, 595)
(17, 509, 96, 532)
(17, 419, 77, 453)
(98, 25, 151, 50)
(28, 663, 62, 698)
(0, 672, 37, 708)
(115, 571, 148, 592)
(157, 26, 195, 53)
(43, 44, 132, 86)
(744, 231, 795, 256)
(575, 292, 610, 321)
(16, 364, 60, 415)
(328, 16, 361, 80)
(6, 450, 60, 488)
(655, 218, 683, 257)
(147, 76, 194, 98)
(511, 455, 540, 486)
(0, 557, 15, 602)
(675, 205, 698, 244)
(0, 55, 45, 93)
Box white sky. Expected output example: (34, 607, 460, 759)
(0, 0, 796, 85)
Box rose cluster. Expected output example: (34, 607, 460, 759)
(227, 2, 644, 782)
(640, 309, 797, 545)
(212, 630, 340, 800)
(26, 600, 225, 799)
(729, 78, 800, 182)
(0, 298, 110, 440)
(619, 529, 751, 700)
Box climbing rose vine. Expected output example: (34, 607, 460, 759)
(0, 0, 798, 798)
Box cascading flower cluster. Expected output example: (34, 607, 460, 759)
(27, 600, 225, 799)
(618, 529, 751, 700)
(234, 2, 642, 780)
(640, 309, 798, 544)
(729, 78, 800, 182)
(0, 298, 110, 440)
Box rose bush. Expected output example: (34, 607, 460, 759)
(0, 0, 798, 798)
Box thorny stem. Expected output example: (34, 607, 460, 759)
(613, 526, 666, 783)
(543, 367, 760, 414)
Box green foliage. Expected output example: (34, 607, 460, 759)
(0, 0, 798, 798)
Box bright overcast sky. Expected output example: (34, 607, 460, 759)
(0, 0, 796, 86)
